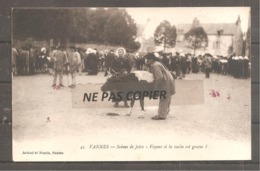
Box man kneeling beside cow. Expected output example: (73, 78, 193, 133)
(101, 53, 176, 120)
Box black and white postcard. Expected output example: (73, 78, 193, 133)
(12, 7, 251, 161)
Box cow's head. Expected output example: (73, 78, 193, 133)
(101, 74, 122, 92)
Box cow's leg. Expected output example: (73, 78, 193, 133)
(124, 100, 129, 108)
(126, 99, 135, 116)
(130, 98, 135, 108)
(140, 98, 144, 111)
(138, 97, 145, 119)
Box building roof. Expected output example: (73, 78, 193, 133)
(177, 23, 237, 35)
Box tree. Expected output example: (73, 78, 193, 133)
(13, 9, 74, 44)
(184, 18, 208, 55)
(87, 8, 111, 42)
(104, 9, 138, 48)
(154, 20, 177, 52)
(127, 41, 141, 52)
(12, 8, 140, 51)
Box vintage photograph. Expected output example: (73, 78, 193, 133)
(12, 7, 251, 161)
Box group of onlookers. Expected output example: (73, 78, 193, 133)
(12, 45, 250, 81)
(12, 45, 100, 77)
(133, 52, 250, 79)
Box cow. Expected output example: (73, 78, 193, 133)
(101, 70, 168, 117)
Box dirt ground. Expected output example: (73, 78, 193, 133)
(12, 71, 251, 161)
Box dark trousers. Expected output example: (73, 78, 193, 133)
(205, 68, 211, 78)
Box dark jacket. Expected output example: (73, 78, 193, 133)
(110, 56, 132, 75)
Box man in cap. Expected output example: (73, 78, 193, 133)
(51, 46, 68, 88)
(146, 53, 175, 120)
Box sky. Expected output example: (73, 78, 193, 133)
(126, 7, 250, 39)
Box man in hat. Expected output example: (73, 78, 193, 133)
(192, 55, 199, 73)
(146, 53, 175, 120)
(203, 53, 212, 78)
(173, 52, 182, 78)
(161, 53, 170, 70)
(180, 53, 187, 78)
(29, 47, 36, 75)
(104, 49, 115, 76)
(51, 46, 68, 88)
(186, 53, 192, 74)
(20, 46, 30, 75)
(67, 46, 79, 88)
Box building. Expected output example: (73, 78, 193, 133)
(176, 16, 244, 56)
(138, 16, 245, 56)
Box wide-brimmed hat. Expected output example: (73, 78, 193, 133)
(69, 46, 76, 50)
(58, 46, 66, 50)
(145, 53, 157, 61)
(204, 53, 212, 57)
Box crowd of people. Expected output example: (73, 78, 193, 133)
(12, 45, 251, 84)
(11, 45, 251, 120)
(12, 45, 99, 77)
(134, 52, 250, 79)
